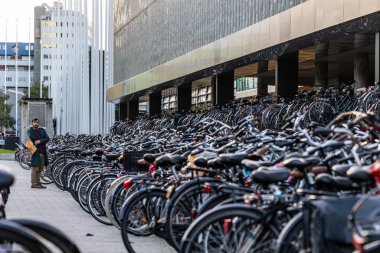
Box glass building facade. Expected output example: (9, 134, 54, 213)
(114, 0, 309, 84)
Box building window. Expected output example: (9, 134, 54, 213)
(43, 54, 49, 59)
(43, 76, 49, 81)
(43, 22, 55, 27)
(161, 88, 177, 113)
(43, 65, 50, 70)
(235, 77, 257, 92)
(19, 77, 26, 82)
(6, 77, 12, 82)
(43, 33, 55, 38)
(191, 86, 212, 110)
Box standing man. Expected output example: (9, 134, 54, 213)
(27, 117, 50, 189)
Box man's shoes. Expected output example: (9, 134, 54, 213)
(31, 184, 46, 189)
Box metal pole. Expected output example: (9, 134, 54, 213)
(4, 20, 7, 98)
(376, 32, 380, 82)
(15, 19, 18, 136)
(28, 18, 31, 97)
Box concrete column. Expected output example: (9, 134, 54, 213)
(315, 43, 329, 89)
(119, 102, 128, 121)
(376, 32, 380, 83)
(149, 92, 161, 117)
(213, 70, 234, 106)
(257, 61, 269, 96)
(354, 34, 370, 89)
(127, 99, 139, 121)
(177, 82, 192, 112)
(276, 51, 299, 98)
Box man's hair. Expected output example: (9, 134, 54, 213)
(31, 117, 39, 123)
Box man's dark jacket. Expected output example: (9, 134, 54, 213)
(27, 127, 50, 166)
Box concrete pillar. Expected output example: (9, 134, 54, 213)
(276, 52, 299, 98)
(328, 41, 341, 85)
(315, 43, 329, 89)
(257, 61, 268, 96)
(213, 70, 234, 106)
(354, 34, 370, 89)
(177, 82, 192, 112)
(119, 102, 128, 121)
(376, 32, 380, 83)
(127, 99, 139, 121)
(149, 92, 161, 117)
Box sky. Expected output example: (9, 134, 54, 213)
(0, 0, 55, 42)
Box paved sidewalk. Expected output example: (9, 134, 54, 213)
(1, 160, 173, 253)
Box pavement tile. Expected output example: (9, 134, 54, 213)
(1, 161, 175, 253)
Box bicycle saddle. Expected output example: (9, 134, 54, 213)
(143, 153, 162, 163)
(251, 167, 289, 184)
(282, 157, 319, 169)
(331, 164, 352, 176)
(219, 152, 248, 165)
(155, 155, 173, 167)
(333, 176, 357, 190)
(241, 159, 272, 171)
(169, 154, 186, 165)
(137, 159, 149, 165)
(0, 169, 14, 189)
(346, 165, 373, 183)
(315, 173, 335, 188)
(207, 157, 224, 168)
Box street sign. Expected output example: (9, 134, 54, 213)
(0, 140, 5, 145)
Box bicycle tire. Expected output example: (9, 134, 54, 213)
(275, 212, 304, 253)
(180, 204, 278, 253)
(0, 220, 51, 253)
(120, 188, 173, 253)
(11, 219, 80, 253)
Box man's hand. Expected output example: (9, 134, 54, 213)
(35, 140, 41, 145)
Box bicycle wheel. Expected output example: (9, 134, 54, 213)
(19, 153, 32, 170)
(11, 219, 80, 253)
(0, 220, 51, 253)
(120, 188, 176, 253)
(68, 167, 85, 202)
(275, 212, 303, 253)
(104, 175, 132, 229)
(180, 204, 278, 253)
(76, 172, 98, 213)
(166, 178, 223, 250)
(51, 156, 76, 190)
(60, 160, 86, 191)
(86, 174, 117, 225)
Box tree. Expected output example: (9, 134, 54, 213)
(25, 82, 48, 99)
(0, 93, 15, 130)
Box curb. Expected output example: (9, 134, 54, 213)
(0, 154, 15, 161)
